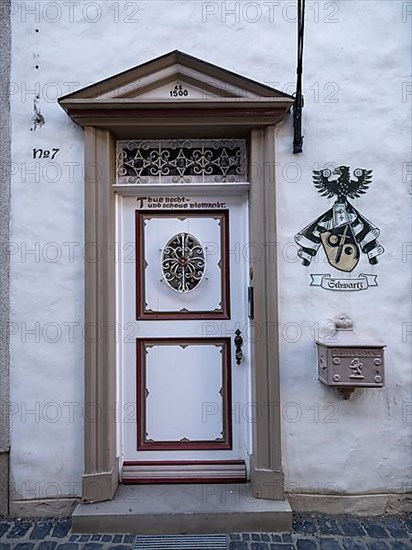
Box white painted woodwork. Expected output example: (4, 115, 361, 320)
(145, 343, 224, 442)
(143, 216, 222, 313)
(118, 192, 251, 466)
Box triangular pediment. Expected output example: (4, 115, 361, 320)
(59, 50, 292, 103)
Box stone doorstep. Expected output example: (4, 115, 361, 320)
(72, 484, 292, 535)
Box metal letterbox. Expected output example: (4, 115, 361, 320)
(317, 315, 386, 398)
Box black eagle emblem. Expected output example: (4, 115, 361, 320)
(313, 166, 373, 203)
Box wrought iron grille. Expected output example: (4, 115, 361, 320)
(116, 139, 247, 184)
(161, 232, 206, 293)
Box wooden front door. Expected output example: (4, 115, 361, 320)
(119, 193, 250, 483)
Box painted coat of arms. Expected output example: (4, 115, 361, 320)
(295, 166, 384, 289)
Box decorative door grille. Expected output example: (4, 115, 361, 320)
(116, 139, 247, 184)
(161, 232, 206, 293)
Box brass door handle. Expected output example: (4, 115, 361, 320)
(234, 329, 243, 365)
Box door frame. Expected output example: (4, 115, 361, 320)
(58, 52, 293, 502)
(78, 126, 286, 503)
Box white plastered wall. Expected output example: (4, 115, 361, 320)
(9, 0, 411, 513)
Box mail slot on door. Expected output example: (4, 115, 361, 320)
(317, 314, 386, 399)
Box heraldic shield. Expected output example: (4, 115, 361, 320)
(320, 223, 360, 272)
(295, 166, 384, 273)
(320, 202, 360, 272)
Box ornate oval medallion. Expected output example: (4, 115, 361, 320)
(161, 232, 206, 293)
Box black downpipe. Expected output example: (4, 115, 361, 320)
(293, 0, 306, 154)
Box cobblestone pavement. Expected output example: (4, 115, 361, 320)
(0, 513, 410, 549)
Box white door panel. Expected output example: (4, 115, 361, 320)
(140, 213, 227, 316)
(145, 343, 226, 443)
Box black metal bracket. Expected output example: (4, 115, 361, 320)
(248, 286, 254, 320)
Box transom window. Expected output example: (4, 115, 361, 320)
(116, 139, 247, 184)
